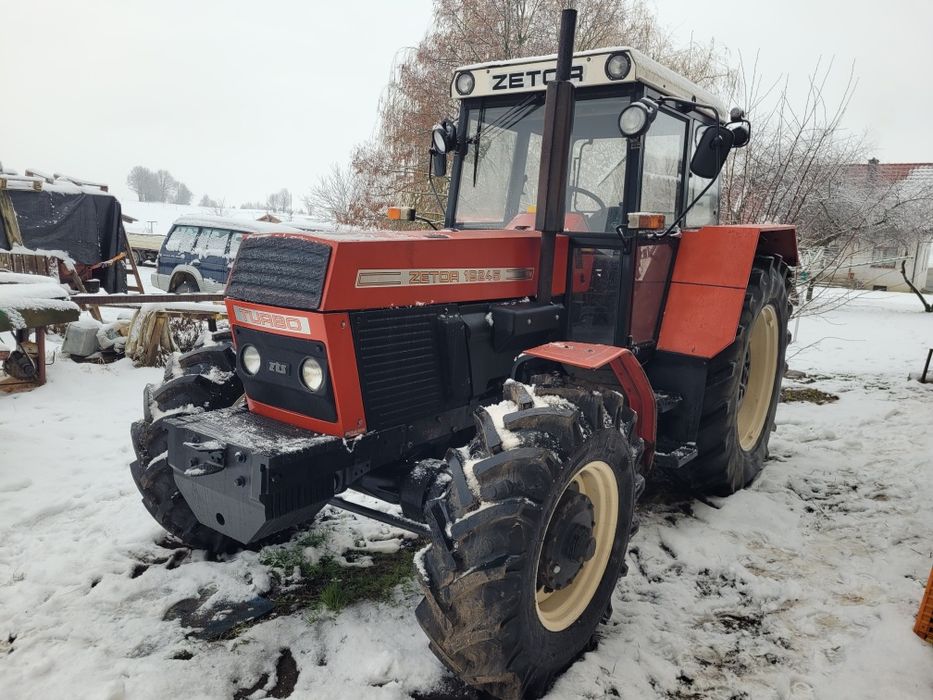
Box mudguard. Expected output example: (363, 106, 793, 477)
(657, 225, 796, 358)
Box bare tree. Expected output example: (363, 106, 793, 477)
(173, 182, 194, 205)
(265, 188, 293, 214)
(155, 169, 177, 202)
(126, 166, 159, 202)
(349, 0, 733, 228)
(211, 197, 228, 217)
(304, 164, 365, 227)
(720, 55, 933, 314)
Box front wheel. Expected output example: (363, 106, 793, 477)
(129, 334, 243, 553)
(417, 385, 637, 699)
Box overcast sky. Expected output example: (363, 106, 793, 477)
(2, 0, 930, 208)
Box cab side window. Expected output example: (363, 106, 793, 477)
(200, 228, 232, 256)
(685, 122, 720, 227)
(641, 111, 687, 223)
(164, 225, 200, 252)
(228, 232, 246, 257)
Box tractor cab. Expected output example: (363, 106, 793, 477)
(432, 47, 750, 348)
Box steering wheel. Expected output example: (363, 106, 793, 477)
(568, 185, 606, 212)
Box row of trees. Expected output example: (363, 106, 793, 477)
(126, 166, 193, 204)
(240, 188, 294, 215)
(126, 167, 297, 218)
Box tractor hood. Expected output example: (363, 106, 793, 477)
(225, 229, 569, 312)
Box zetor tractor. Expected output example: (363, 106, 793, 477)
(130, 10, 796, 699)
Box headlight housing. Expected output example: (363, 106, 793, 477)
(454, 71, 475, 96)
(618, 98, 659, 139)
(604, 52, 631, 81)
(300, 357, 325, 392)
(241, 344, 261, 375)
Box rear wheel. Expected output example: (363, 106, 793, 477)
(417, 382, 638, 699)
(173, 278, 198, 294)
(687, 256, 791, 495)
(129, 333, 242, 553)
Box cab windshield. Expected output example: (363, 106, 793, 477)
(455, 94, 631, 233)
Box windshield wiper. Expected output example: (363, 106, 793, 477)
(469, 95, 541, 186)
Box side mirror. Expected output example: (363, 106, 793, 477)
(690, 125, 735, 179)
(430, 119, 457, 178)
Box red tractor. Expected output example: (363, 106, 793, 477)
(130, 10, 795, 699)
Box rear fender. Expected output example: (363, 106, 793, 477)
(517, 341, 657, 467)
(657, 225, 796, 359)
(169, 264, 206, 291)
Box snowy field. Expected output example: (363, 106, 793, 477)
(1, 290, 932, 699)
(120, 201, 332, 237)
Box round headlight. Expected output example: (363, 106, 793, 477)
(300, 357, 325, 392)
(604, 52, 631, 81)
(618, 103, 648, 137)
(432, 127, 449, 154)
(454, 71, 475, 96)
(241, 345, 261, 375)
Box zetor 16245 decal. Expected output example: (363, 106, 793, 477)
(355, 266, 534, 287)
(130, 9, 796, 699)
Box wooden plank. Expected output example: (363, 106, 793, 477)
(122, 228, 145, 293)
(0, 305, 80, 333)
(70, 293, 225, 305)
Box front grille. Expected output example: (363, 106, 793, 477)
(226, 234, 330, 310)
(232, 325, 337, 423)
(351, 306, 445, 429)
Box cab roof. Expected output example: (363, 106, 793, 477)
(451, 46, 727, 121)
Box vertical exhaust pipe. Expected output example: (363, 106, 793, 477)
(534, 8, 577, 304)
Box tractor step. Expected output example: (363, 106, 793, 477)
(653, 442, 698, 469)
(654, 390, 683, 414)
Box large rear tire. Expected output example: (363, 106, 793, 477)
(686, 256, 792, 495)
(416, 382, 638, 699)
(129, 333, 243, 553)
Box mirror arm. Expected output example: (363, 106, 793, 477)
(656, 175, 719, 238)
(654, 95, 721, 125)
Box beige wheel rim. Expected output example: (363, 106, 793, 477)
(535, 460, 618, 632)
(737, 304, 779, 451)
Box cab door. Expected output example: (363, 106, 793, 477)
(196, 228, 234, 288)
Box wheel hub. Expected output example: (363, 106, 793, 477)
(537, 487, 596, 592)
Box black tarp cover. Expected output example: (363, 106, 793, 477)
(0, 189, 127, 292)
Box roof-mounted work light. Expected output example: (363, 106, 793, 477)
(604, 51, 631, 80)
(454, 71, 475, 96)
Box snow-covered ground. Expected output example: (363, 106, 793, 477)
(1, 290, 931, 699)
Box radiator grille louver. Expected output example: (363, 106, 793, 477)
(226, 235, 330, 310)
(351, 307, 445, 428)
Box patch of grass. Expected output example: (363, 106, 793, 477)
(260, 532, 415, 615)
(780, 387, 839, 405)
(258, 530, 330, 576)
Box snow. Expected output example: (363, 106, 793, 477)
(1, 288, 932, 699)
(0, 272, 63, 286)
(0, 275, 79, 328)
(120, 202, 335, 237)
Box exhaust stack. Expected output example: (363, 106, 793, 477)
(534, 8, 577, 304)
